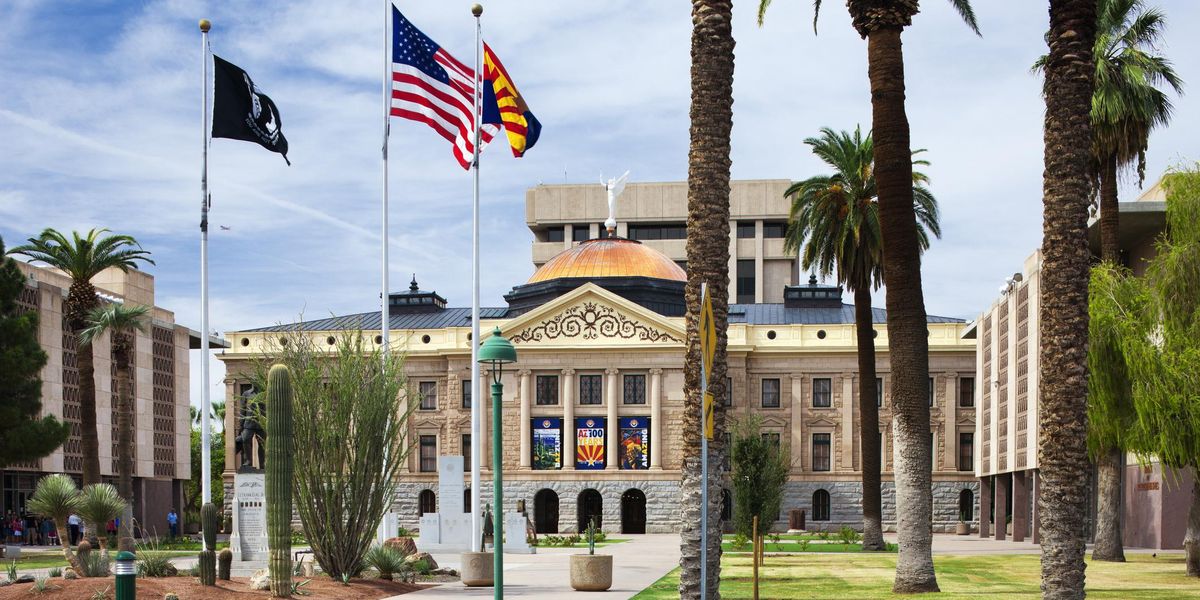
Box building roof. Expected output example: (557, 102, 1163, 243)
(527, 237, 686, 283)
(240, 303, 961, 332)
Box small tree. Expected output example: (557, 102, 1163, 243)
(730, 415, 789, 539)
(250, 328, 416, 580)
(27, 475, 84, 574)
(0, 236, 71, 467)
(76, 483, 126, 551)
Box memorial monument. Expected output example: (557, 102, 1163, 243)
(417, 456, 473, 552)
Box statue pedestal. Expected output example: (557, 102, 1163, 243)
(229, 471, 268, 562)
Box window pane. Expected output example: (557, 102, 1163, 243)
(736, 221, 756, 239)
(724, 377, 733, 406)
(736, 260, 755, 304)
(958, 432, 974, 471)
(761, 378, 780, 408)
(579, 375, 602, 405)
(813, 378, 832, 408)
(546, 227, 564, 242)
(572, 226, 590, 242)
(623, 374, 646, 405)
(812, 489, 830, 521)
(761, 433, 781, 450)
(960, 377, 975, 407)
(419, 381, 437, 410)
(536, 375, 559, 406)
(875, 377, 883, 407)
(419, 435, 437, 472)
(812, 433, 831, 472)
(929, 376, 935, 406)
(762, 221, 787, 238)
(462, 434, 471, 471)
(462, 382, 472, 408)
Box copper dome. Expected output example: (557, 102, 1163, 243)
(528, 237, 687, 284)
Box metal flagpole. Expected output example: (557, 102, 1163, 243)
(699, 281, 709, 600)
(198, 18, 213, 517)
(469, 2, 484, 554)
(377, 0, 395, 544)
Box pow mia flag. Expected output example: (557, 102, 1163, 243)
(212, 55, 290, 164)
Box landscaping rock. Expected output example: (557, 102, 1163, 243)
(301, 558, 315, 578)
(165, 593, 180, 600)
(406, 552, 437, 570)
(13, 574, 35, 584)
(384, 536, 417, 556)
(0, 579, 10, 587)
(248, 568, 271, 591)
(63, 568, 78, 580)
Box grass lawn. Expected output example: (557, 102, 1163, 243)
(6, 550, 198, 571)
(723, 533, 841, 542)
(722, 542, 896, 553)
(633, 553, 1200, 599)
(533, 538, 630, 549)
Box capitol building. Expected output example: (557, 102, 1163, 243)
(218, 180, 978, 534)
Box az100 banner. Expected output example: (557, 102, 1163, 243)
(575, 417, 606, 470)
(532, 417, 562, 470)
(619, 417, 650, 470)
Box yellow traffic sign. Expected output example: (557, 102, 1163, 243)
(699, 284, 716, 380)
(703, 391, 715, 440)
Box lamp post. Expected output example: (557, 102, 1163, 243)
(114, 550, 136, 600)
(477, 327, 516, 600)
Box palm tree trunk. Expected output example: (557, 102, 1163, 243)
(1091, 447, 1125, 561)
(1039, 1, 1098, 598)
(68, 281, 102, 486)
(1099, 153, 1120, 264)
(864, 25, 937, 593)
(116, 351, 136, 553)
(855, 286, 885, 551)
(1187, 473, 1200, 577)
(680, 2, 735, 597)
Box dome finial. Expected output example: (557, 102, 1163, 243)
(808, 273, 818, 286)
(602, 170, 630, 238)
(410, 274, 419, 292)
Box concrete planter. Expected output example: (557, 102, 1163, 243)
(955, 521, 970, 536)
(460, 552, 494, 587)
(570, 554, 613, 592)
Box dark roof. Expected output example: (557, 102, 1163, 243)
(240, 303, 961, 332)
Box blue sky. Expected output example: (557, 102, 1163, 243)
(2, 0, 1198, 410)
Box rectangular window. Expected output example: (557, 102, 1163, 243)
(536, 375, 559, 406)
(875, 377, 883, 408)
(462, 434, 471, 471)
(675, 260, 688, 273)
(623, 374, 646, 405)
(736, 221, 756, 239)
(736, 259, 755, 304)
(928, 377, 936, 406)
(598, 226, 612, 239)
(959, 432, 974, 471)
(572, 225, 590, 242)
(579, 374, 602, 405)
(762, 432, 781, 450)
(628, 224, 687, 240)
(724, 377, 733, 407)
(813, 378, 832, 408)
(419, 381, 437, 411)
(722, 432, 732, 471)
(761, 378, 781, 408)
(761, 221, 787, 238)
(462, 381, 471, 409)
(419, 435, 437, 472)
(546, 227, 565, 242)
(812, 433, 831, 472)
(959, 377, 975, 407)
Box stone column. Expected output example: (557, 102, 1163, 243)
(1012, 470, 1028, 542)
(994, 474, 1009, 541)
(562, 369, 576, 470)
(840, 373, 855, 471)
(606, 368, 619, 471)
(944, 374, 958, 471)
(519, 370, 532, 470)
(789, 375, 805, 473)
(650, 369, 663, 470)
(979, 476, 992, 538)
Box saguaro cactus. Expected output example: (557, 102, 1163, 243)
(199, 502, 218, 585)
(218, 548, 232, 580)
(265, 364, 295, 597)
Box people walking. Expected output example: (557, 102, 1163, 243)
(167, 509, 179, 540)
(67, 513, 81, 545)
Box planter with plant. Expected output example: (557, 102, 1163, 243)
(569, 517, 612, 591)
(461, 504, 494, 587)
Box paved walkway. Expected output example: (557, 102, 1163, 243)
(395, 534, 681, 599)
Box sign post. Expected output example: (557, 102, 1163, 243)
(698, 282, 716, 598)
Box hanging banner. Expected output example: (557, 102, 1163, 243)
(575, 417, 607, 470)
(531, 417, 562, 470)
(619, 417, 650, 470)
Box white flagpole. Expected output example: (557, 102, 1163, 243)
(699, 281, 709, 600)
(198, 18, 213, 520)
(469, 2, 484, 554)
(378, 0, 394, 543)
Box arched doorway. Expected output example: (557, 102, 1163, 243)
(534, 489, 560, 534)
(577, 489, 603, 532)
(959, 489, 974, 522)
(621, 489, 647, 534)
(812, 489, 830, 522)
(418, 489, 437, 516)
(721, 488, 733, 521)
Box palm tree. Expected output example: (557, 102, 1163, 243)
(27, 474, 84, 573)
(783, 126, 941, 552)
(1035, 0, 1183, 563)
(9, 229, 154, 485)
(680, 1, 735, 597)
(76, 483, 127, 551)
(758, 0, 978, 592)
(1038, 0, 1099, 597)
(80, 302, 150, 552)
(192, 400, 227, 429)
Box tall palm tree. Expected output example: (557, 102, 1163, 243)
(759, 0, 978, 592)
(1035, 0, 1183, 564)
(1039, 0, 1098, 597)
(9, 229, 154, 485)
(80, 302, 150, 552)
(783, 126, 941, 552)
(27, 474, 84, 573)
(681, 1, 735, 597)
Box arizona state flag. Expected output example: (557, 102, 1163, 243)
(481, 42, 540, 157)
(211, 55, 290, 164)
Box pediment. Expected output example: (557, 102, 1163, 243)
(497, 283, 684, 347)
(413, 416, 444, 430)
(760, 416, 788, 429)
(808, 417, 838, 428)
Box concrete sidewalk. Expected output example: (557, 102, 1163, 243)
(398, 534, 680, 599)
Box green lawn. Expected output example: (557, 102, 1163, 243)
(722, 542, 896, 553)
(723, 533, 843, 542)
(6, 550, 198, 571)
(532, 538, 629, 549)
(633, 553, 1200, 599)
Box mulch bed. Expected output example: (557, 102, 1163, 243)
(0, 577, 431, 599)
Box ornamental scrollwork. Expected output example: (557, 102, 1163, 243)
(511, 302, 681, 344)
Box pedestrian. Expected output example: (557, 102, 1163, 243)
(167, 509, 179, 540)
(39, 517, 52, 547)
(46, 518, 58, 546)
(67, 513, 81, 546)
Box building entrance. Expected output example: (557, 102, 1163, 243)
(577, 489, 603, 532)
(534, 489, 560, 534)
(621, 488, 646, 534)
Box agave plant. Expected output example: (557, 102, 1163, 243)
(363, 545, 409, 581)
(75, 484, 127, 550)
(27, 474, 84, 573)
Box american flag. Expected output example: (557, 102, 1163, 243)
(390, 6, 495, 170)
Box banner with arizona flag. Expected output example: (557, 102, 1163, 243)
(482, 42, 541, 157)
(575, 417, 606, 470)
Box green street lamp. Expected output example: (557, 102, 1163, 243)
(478, 326, 517, 599)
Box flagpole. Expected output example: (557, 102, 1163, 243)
(700, 281, 709, 600)
(378, 0, 394, 543)
(198, 18, 213, 521)
(469, 2, 484, 556)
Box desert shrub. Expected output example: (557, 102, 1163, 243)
(768, 533, 782, 551)
(837, 526, 861, 546)
(729, 416, 789, 539)
(409, 559, 432, 575)
(363, 546, 409, 581)
(80, 552, 111, 577)
(89, 587, 111, 600)
(137, 552, 174, 578)
(6, 560, 16, 582)
(30, 576, 54, 594)
(731, 533, 749, 550)
(798, 539, 810, 552)
(47, 567, 62, 578)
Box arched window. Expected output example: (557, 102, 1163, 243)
(464, 488, 472, 514)
(418, 489, 437, 516)
(958, 489, 974, 522)
(812, 489, 830, 522)
(721, 489, 733, 522)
